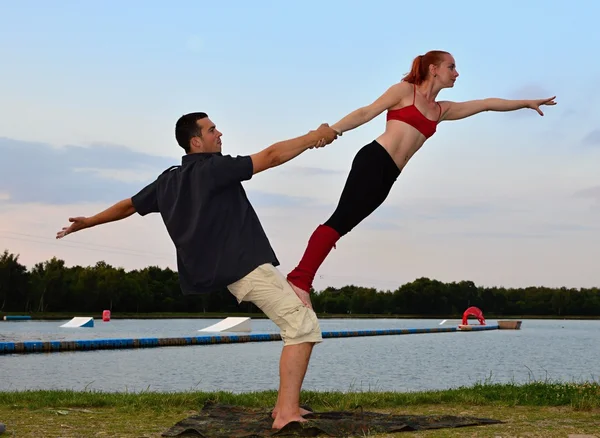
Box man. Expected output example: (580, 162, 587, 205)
(56, 112, 338, 429)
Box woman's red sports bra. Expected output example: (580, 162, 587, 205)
(386, 84, 442, 139)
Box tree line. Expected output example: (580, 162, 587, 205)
(1, 250, 599, 317)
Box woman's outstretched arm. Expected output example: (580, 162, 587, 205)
(331, 82, 412, 135)
(439, 96, 557, 121)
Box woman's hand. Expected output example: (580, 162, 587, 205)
(527, 96, 557, 116)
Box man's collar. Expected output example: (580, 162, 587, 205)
(181, 151, 222, 165)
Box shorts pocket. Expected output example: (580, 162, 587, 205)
(281, 304, 320, 341)
(227, 278, 254, 304)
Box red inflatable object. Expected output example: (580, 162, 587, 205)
(462, 306, 485, 325)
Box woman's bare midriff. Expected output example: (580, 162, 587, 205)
(375, 121, 428, 171)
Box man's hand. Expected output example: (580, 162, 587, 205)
(527, 96, 557, 116)
(310, 123, 339, 149)
(55, 199, 136, 239)
(56, 217, 90, 239)
(288, 281, 314, 310)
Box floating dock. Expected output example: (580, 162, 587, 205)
(0, 325, 499, 355)
(498, 320, 522, 330)
(2, 315, 32, 321)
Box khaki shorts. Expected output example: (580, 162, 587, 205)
(227, 263, 322, 346)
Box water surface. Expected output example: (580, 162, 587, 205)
(1, 318, 597, 393)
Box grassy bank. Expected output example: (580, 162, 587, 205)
(2, 311, 599, 320)
(1, 382, 599, 437)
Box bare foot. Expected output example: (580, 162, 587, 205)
(271, 406, 312, 419)
(272, 414, 307, 430)
(288, 281, 313, 310)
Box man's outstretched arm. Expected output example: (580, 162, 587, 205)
(56, 198, 136, 239)
(250, 123, 338, 175)
(210, 123, 339, 190)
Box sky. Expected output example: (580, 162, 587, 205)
(1, 0, 599, 292)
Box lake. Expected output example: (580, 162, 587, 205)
(0, 318, 598, 393)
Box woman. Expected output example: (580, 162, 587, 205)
(286, 50, 557, 308)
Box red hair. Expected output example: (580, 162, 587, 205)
(402, 50, 450, 85)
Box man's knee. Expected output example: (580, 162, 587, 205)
(230, 263, 323, 345)
(280, 304, 322, 346)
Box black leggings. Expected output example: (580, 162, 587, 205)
(324, 140, 401, 236)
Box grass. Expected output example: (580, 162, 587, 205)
(1, 381, 599, 437)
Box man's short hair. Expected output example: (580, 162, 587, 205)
(175, 112, 208, 152)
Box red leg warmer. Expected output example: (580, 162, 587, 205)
(287, 224, 341, 292)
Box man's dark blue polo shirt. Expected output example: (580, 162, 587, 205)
(131, 152, 279, 294)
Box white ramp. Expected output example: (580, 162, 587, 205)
(439, 319, 461, 326)
(60, 317, 94, 328)
(199, 317, 251, 333)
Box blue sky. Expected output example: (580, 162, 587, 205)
(1, 1, 598, 290)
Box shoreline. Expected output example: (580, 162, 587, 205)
(2, 381, 598, 410)
(2, 312, 599, 320)
(1, 382, 598, 437)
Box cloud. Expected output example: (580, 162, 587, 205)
(0, 137, 327, 209)
(536, 222, 595, 233)
(561, 109, 578, 118)
(509, 84, 553, 100)
(432, 221, 593, 240)
(0, 137, 175, 204)
(360, 221, 402, 231)
(72, 167, 160, 183)
(503, 84, 555, 120)
(372, 199, 499, 222)
(582, 129, 600, 147)
(285, 166, 345, 176)
(537, 109, 579, 145)
(574, 185, 600, 201)
(450, 231, 550, 239)
(246, 191, 316, 208)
